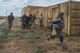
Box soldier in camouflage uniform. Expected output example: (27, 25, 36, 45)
(7, 13, 14, 31)
(48, 12, 65, 48)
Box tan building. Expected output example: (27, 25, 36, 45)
(22, 6, 47, 26)
(22, 1, 80, 35)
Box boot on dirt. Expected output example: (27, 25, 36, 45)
(60, 42, 68, 49)
(47, 34, 51, 41)
(47, 34, 56, 41)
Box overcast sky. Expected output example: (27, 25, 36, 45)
(0, 0, 79, 16)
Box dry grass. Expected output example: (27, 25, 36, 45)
(0, 16, 5, 20)
(0, 23, 80, 53)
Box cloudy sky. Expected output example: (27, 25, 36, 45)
(0, 0, 79, 16)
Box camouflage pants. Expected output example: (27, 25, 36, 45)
(56, 30, 64, 44)
(8, 21, 13, 30)
(56, 30, 63, 37)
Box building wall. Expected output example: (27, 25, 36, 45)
(70, 1, 80, 35)
(22, 1, 80, 35)
(23, 6, 47, 27)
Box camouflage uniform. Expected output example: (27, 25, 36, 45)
(7, 14, 14, 30)
(54, 16, 65, 47)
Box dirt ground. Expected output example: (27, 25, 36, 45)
(0, 18, 80, 53)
